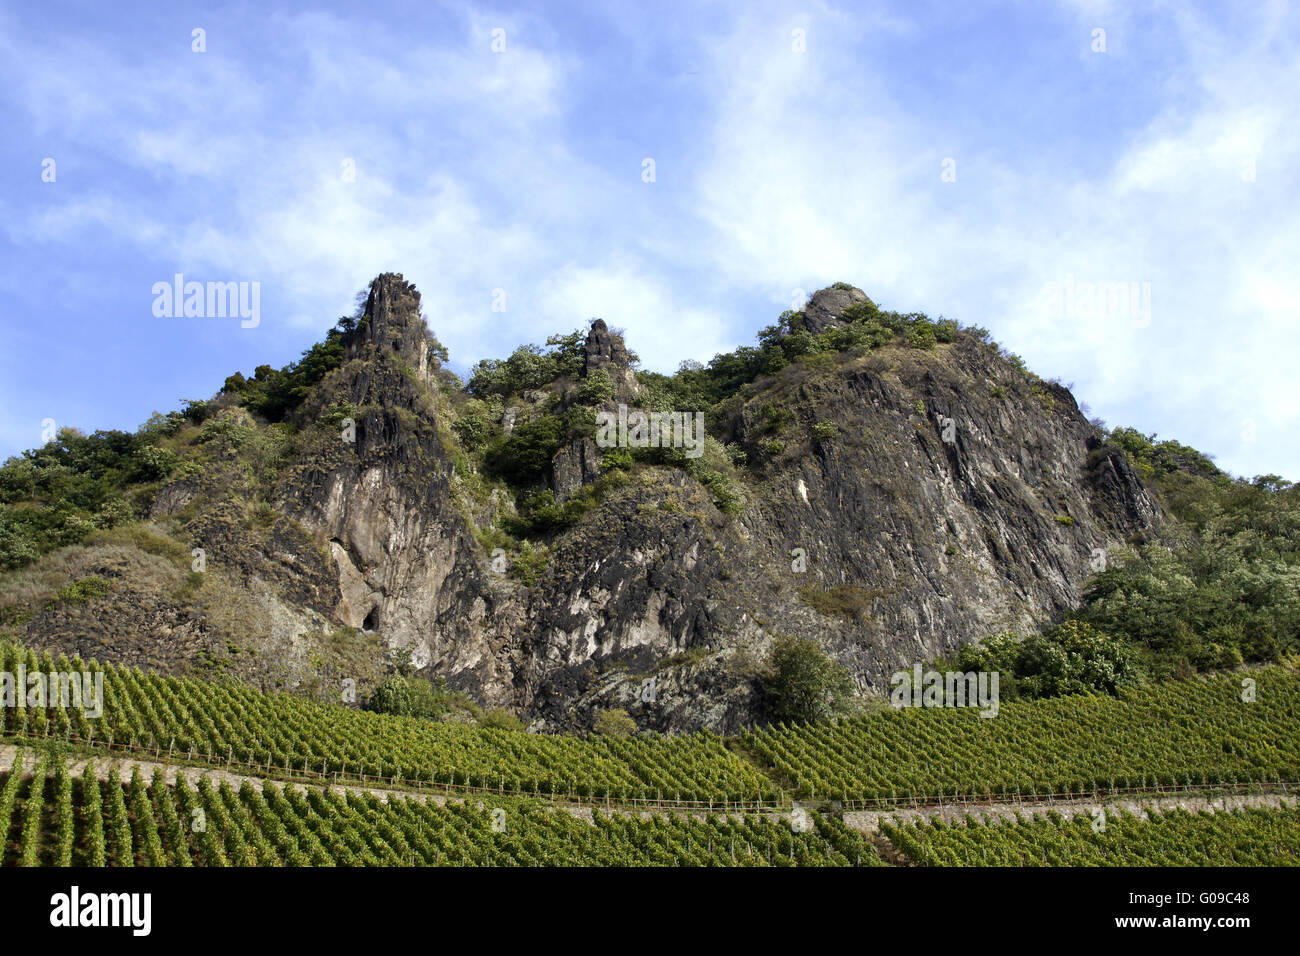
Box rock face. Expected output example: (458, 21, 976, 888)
(550, 437, 602, 502)
(797, 285, 875, 334)
(15, 274, 1164, 734)
(583, 318, 641, 399)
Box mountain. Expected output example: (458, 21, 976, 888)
(0, 273, 1170, 732)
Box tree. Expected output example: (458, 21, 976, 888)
(577, 368, 615, 405)
(593, 708, 636, 737)
(366, 674, 448, 719)
(949, 621, 1136, 699)
(763, 635, 853, 724)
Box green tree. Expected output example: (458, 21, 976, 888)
(366, 674, 449, 719)
(763, 635, 853, 724)
(577, 368, 615, 405)
(593, 708, 637, 737)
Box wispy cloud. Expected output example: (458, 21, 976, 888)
(0, 0, 1295, 479)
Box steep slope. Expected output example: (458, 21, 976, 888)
(2, 274, 1163, 733)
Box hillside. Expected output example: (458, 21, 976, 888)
(1, 273, 1295, 733)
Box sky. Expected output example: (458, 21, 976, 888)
(1, 0, 1297, 479)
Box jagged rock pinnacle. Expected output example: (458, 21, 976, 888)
(582, 318, 640, 399)
(348, 273, 425, 353)
(346, 272, 433, 379)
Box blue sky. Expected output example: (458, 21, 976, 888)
(1, 0, 1297, 478)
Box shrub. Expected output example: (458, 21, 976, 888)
(577, 369, 616, 405)
(758, 403, 796, 433)
(0, 512, 39, 570)
(467, 332, 586, 399)
(811, 422, 839, 445)
(763, 635, 854, 724)
(600, 449, 635, 473)
(508, 540, 550, 586)
(479, 708, 525, 732)
(593, 708, 637, 737)
(366, 674, 451, 720)
(451, 399, 501, 452)
(946, 621, 1137, 699)
(485, 415, 566, 486)
(781, 330, 822, 360)
(54, 576, 113, 605)
(906, 323, 937, 350)
(228, 325, 347, 422)
(134, 445, 178, 480)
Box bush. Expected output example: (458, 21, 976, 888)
(947, 621, 1137, 699)
(0, 512, 39, 570)
(906, 323, 937, 350)
(227, 325, 348, 422)
(600, 449, 635, 473)
(508, 541, 550, 586)
(451, 399, 501, 452)
(54, 576, 113, 605)
(366, 674, 451, 720)
(1079, 499, 1300, 676)
(763, 634, 854, 724)
(478, 708, 525, 731)
(134, 445, 178, 480)
(485, 415, 566, 485)
(467, 332, 586, 399)
(577, 369, 615, 405)
(593, 708, 637, 737)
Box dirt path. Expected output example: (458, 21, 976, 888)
(0, 743, 446, 807)
(844, 791, 1297, 833)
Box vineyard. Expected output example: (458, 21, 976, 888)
(881, 804, 1300, 866)
(0, 753, 880, 867)
(745, 669, 1300, 803)
(3, 635, 1299, 867)
(0, 642, 777, 806)
(3, 751, 1296, 866)
(3, 642, 1300, 811)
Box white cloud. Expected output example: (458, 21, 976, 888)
(684, 2, 1300, 477)
(1, 1, 1296, 479)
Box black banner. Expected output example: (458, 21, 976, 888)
(0, 866, 1283, 943)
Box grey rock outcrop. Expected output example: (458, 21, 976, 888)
(583, 319, 640, 399)
(19, 272, 1165, 736)
(797, 285, 876, 334)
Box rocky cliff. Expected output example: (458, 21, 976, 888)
(7, 273, 1163, 733)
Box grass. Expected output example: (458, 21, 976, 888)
(796, 585, 878, 623)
